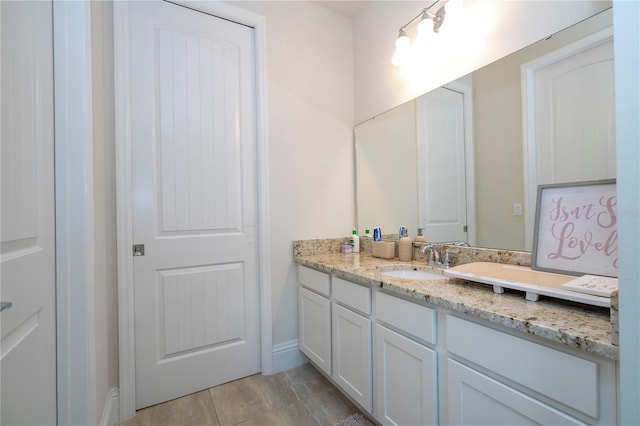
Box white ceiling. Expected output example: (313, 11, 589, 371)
(308, 1, 369, 18)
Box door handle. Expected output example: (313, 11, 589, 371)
(0, 302, 12, 312)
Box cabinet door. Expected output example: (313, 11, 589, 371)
(375, 324, 438, 426)
(298, 287, 331, 375)
(332, 303, 372, 412)
(447, 359, 583, 425)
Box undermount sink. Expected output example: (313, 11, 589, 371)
(379, 267, 445, 281)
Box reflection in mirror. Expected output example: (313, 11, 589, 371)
(355, 9, 614, 252)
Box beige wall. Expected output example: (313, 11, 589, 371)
(225, 1, 356, 347)
(353, 0, 611, 124)
(91, 1, 119, 422)
(473, 9, 613, 250)
(356, 100, 418, 234)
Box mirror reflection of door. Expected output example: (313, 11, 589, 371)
(417, 87, 469, 243)
(523, 28, 615, 250)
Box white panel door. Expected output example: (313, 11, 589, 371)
(524, 34, 614, 248)
(374, 324, 437, 426)
(332, 303, 372, 412)
(447, 359, 582, 425)
(533, 39, 615, 186)
(129, 1, 260, 408)
(1, 1, 57, 424)
(417, 87, 468, 243)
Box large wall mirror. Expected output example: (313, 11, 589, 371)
(355, 8, 614, 252)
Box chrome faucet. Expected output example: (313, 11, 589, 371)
(422, 243, 465, 268)
(421, 245, 442, 267)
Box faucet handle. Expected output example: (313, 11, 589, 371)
(443, 248, 460, 268)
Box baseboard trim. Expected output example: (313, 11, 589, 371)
(271, 339, 307, 374)
(100, 387, 120, 426)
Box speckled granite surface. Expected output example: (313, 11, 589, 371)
(294, 251, 618, 360)
(610, 290, 619, 346)
(293, 238, 532, 266)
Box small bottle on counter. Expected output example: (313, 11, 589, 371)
(398, 227, 412, 261)
(341, 238, 353, 253)
(414, 228, 426, 242)
(350, 228, 360, 253)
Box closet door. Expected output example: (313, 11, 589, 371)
(1, 1, 57, 424)
(127, 0, 260, 408)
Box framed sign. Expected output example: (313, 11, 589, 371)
(532, 179, 617, 277)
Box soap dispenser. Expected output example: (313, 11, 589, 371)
(350, 229, 360, 253)
(414, 228, 426, 242)
(398, 227, 412, 261)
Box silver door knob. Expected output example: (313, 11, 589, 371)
(0, 302, 13, 312)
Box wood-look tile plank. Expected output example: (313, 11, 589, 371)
(306, 388, 363, 426)
(235, 399, 320, 426)
(117, 363, 368, 426)
(210, 373, 296, 426)
(117, 390, 218, 426)
(283, 363, 334, 400)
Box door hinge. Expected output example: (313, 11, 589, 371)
(133, 244, 145, 256)
(463, 225, 468, 233)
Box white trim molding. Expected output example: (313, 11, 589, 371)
(114, 1, 271, 421)
(272, 340, 308, 374)
(113, 1, 136, 419)
(53, 0, 97, 424)
(99, 388, 120, 426)
(444, 79, 476, 246)
(521, 26, 613, 251)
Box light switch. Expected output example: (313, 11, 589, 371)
(513, 203, 522, 216)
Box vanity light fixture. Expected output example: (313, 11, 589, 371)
(392, 0, 449, 67)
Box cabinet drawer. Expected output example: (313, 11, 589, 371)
(446, 315, 599, 418)
(332, 277, 371, 315)
(376, 292, 436, 345)
(298, 265, 330, 296)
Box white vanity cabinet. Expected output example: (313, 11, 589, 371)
(446, 315, 618, 425)
(297, 266, 331, 375)
(331, 277, 373, 412)
(297, 262, 618, 425)
(374, 292, 438, 426)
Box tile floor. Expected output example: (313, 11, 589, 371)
(117, 363, 369, 426)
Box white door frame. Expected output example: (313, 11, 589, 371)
(521, 27, 613, 251)
(113, 0, 272, 421)
(439, 80, 477, 246)
(53, 1, 97, 424)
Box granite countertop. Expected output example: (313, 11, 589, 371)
(294, 252, 618, 360)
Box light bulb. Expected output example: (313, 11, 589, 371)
(391, 30, 410, 67)
(395, 31, 410, 49)
(417, 13, 432, 35)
